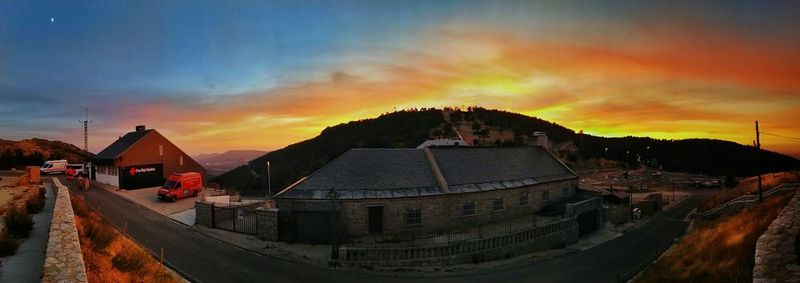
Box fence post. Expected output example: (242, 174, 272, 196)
(211, 202, 216, 228)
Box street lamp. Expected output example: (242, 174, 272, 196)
(604, 147, 608, 159)
(266, 161, 272, 198)
(646, 146, 650, 166)
(328, 187, 339, 260)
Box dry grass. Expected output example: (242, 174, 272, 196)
(638, 190, 795, 282)
(82, 219, 117, 251)
(701, 171, 800, 212)
(72, 195, 181, 283)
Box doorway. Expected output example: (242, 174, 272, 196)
(368, 206, 384, 234)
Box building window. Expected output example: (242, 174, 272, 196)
(519, 193, 529, 206)
(109, 167, 118, 176)
(542, 190, 550, 201)
(462, 202, 476, 216)
(562, 186, 571, 197)
(159, 145, 164, 156)
(404, 208, 422, 225)
(492, 198, 504, 211)
(98, 166, 106, 174)
(180, 155, 184, 166)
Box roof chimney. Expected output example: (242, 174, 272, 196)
(135, 125, 146, 132)
(532, 131, 550, 150)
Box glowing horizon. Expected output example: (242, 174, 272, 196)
(1, 1, 798, 158)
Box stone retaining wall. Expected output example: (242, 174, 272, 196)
(195, 201, 213, 227)
(754, 191, 800, 282)
(256, 208, 279, 241)
(42, 178, 88, 283)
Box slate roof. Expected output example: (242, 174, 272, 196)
(92, 129, 153, 162)
(277, 146, 578, 200)
(430, 147, 572, 186)
(286, 149, 441, 198)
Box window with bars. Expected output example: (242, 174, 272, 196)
(180, 155, 184, 166)
(542, 190, 550, 201)
(159, 145, 164, 156)
(405, 208, 422, 225)
(492, 198, 504, 211)
(462, 202, 476, 216)
(519, 193, 529, 206)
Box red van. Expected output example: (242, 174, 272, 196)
(158, 172, 203, 202)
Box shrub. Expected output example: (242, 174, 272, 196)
(83, 220, 117, 251)
(112, 248, 148, 272)
(71, 196, 90, 217)
(26, 186, 46, 214)
(0, 231, 18, 256)
(5, 206, 33, 238)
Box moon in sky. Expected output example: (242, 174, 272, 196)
(50, 18, 54, 22)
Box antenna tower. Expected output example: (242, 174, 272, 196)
(79, 108, 93, 152)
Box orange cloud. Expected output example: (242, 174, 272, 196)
(99, 28, 800, 159)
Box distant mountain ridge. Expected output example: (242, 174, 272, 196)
(0, 138, 93, 169)
(211, 107, 800, 196)
(196, 150, 267, 176)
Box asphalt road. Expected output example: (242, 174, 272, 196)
(429, 196, 702, 283)
(54, 173, 702, 283)
(58, 176, 387, 283)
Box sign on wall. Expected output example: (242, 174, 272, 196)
(119, 163, 164, 190)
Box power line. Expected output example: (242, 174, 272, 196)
(761, 132, 800, 140)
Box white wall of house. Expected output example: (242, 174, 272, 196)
(96, 172, 118, 187)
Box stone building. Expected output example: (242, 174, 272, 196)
(92, 125, 206, 190)
(273, 146, 579, 244)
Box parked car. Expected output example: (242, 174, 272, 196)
(67, 164, 85, 176)
(158, 172, 203, 202)
(40, 160, 68, 175)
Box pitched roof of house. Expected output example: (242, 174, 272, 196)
(92, 129, 153, 162)
(276, 146, 577, 200)
(430, 147, 570, 186)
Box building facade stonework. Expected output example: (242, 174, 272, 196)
(274, 146, 581, 243)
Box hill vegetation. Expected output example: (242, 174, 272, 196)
(0, 138, 93, 169)
(212, 107, 800, 196)
(212, 109, 445, 196)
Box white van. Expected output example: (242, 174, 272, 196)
(40, 160, 68, 175)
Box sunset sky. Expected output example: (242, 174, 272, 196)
(1, 1, 799, 157)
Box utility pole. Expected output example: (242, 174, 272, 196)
(79, 108, 92, 152)
(266, 161, 272, 198)
(755, 121, 763, 203)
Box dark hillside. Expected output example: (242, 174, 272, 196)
(0, 138, 93, 169)
(211, 109, 444, 195)
(213, 107, 799, 196)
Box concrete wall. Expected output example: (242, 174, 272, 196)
(277, 179, 577, 238)
(43, 179, 88, 282)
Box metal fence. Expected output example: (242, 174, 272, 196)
(211, 202, 264, 235)
(346, 214, 573, 249)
